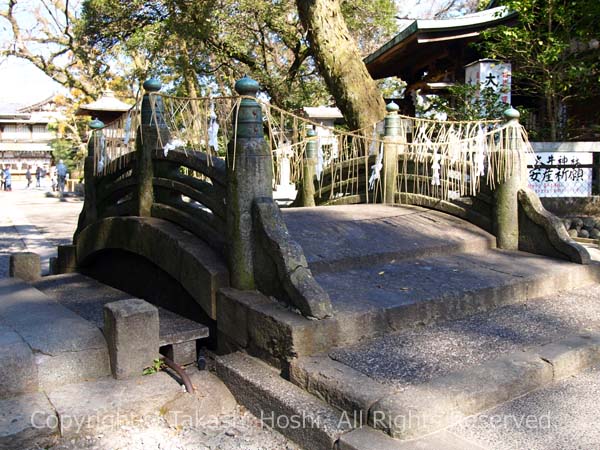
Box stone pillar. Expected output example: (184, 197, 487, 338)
(494, 107, 523, 250)
(56, 245, 77, 274)
(383, 102, 401, 204)
(9, 252, 40, 281)
(226, 77, 273, 290)
(104, 299, 159, 379)
(135, 79, 163, 217)
(301, 129, 317, 207)
(74, 119, 103, 239)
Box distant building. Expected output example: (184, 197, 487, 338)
(0, 96, 64, 175)
(364, 6, 517, 116)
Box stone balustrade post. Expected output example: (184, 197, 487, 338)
(83, 118, 104, 226)
(301, 128, 318, 207)
(494, 107, 524, 250)
(136, 78, 164, 216)
(226, 76, 273, 289)
(383, 102, 401, 204)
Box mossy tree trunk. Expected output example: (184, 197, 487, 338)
(296, 0, 386, 131)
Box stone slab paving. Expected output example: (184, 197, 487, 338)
(329, 283, 600, 390)
(0, 183, 83, 275)
(315, 249, 589, 314)
(0, 278, 110, 392)
(33, 273, 210, 347)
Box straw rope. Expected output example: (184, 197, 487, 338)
(96, 91, 532, 204)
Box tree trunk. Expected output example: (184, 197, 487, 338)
(296, 0, 386, 131)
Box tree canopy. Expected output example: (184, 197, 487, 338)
(481, 0, 600, 140)
(78, 0, 397, 116)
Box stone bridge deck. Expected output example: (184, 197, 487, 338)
(283, 204, 495, 274)
(281, 204, 600, 332)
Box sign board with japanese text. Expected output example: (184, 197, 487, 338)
(465, 59, 511, 106)
(527, 152, 593, 197)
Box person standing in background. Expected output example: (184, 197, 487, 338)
(25, 167, 32, 188)
(56, 160, 67, 197)
(4, 166, 12, 191)
(35, 166, 42, 188)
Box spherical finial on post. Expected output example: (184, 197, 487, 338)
(233, 76, 263, 139)
(386, 101, 400, 114)
(385, 102, 401, 137)
(503, 106, 520, 122)
(143, 78, 162, 93)
(89, 118, 105, 130)
(141, 79, 165, 126)
(235, 76, 260, 97)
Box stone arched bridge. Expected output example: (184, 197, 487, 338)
(63, 76, 591, 365)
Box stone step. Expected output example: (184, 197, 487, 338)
(290, 331, 600, 441)
(215, 351, 355, 450)
(314, 249, 600, 331)
(0, 278, 110, 397)
(32, 273, 210, 365)
(218, 252, 600, 366)
(283, 204, 495, 274)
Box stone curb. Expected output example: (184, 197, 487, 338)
(216, 352, 354, 450)
(291, 331, 600, 442)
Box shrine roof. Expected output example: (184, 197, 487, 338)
(364, 6, 517, 81)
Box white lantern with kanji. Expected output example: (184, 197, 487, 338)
(465, 59, 511, 106)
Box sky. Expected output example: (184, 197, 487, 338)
(0, 0, 473, 107)
(0, 57, 66, 105)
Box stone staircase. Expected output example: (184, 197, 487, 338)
(0, 273, 210, 448)
(215, 204, 600, 449)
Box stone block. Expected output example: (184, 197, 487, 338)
(537, 332, 600, 380)
(9, 252, 41, 281)
(35, 348, 110, 391)
(369, 385, 463, 440)
(104, 299, 159, 379)
(432, 352, 553, 417)
(57, 245, 77, 274)
(216, 352, 353, 450)
(0, 392, 58, 449)
(290, 356, 390, 423)
(0, 327, 38, 398)
(162, 340, 197, 366)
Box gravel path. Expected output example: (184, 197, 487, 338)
(451, 364, 600, 450)
(38, 406, 301, 450)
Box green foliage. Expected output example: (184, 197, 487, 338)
(430, 83, 508, 121)
(49, 138, 79, 174)
(377, 77, 406, 99)
(79, 0, 397, 111)
(142, 358, 165, 375)
(480, 0, 600, 140)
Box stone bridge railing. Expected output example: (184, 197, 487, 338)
(75, 77, 334, 319)
(294, 104, 589, 263)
